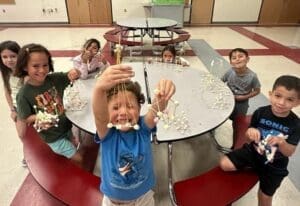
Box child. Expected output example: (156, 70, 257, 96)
(222, 48, 261, 120)
(0, 40, 27, 167)
(161, 45, 189, 66)
(72, 38, 109, 79)
(92, 64, 175, 205)
(15, 43, 83, 166)
(219, 75, 300, 206)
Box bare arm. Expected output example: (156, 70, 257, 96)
(268, 137, 297, 157)
(76, 62, 89, 79)
(4, 87, 18, 122)
(92, 64, 134, 138)
(25, 114, 36, 125)
(4, 87, 14, 111)
(67, 68, 81, 82)
(245, 127, 261, 143)
(235, 87, 260, 101)
(144, 79, 176, 129)
(78, 50, 96, 79)
(92, 86, 109, 138)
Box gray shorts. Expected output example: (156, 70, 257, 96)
(230, 100, 249, 120)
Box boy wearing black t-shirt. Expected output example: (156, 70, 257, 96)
(220, 75, 300, 206)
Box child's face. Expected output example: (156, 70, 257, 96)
(1, 49, 18, 70)
(269, 86, 300, 117)
(108, 90, 140, 132)
(230, 51, 249, 72)
(86, 42, 100, 56)
(26, 52, 50, 86)
(163, 50, 174, 63)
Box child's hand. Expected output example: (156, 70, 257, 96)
(96, 64, 134, 91)
(101, 57, 107, 65)
(245, 128, 261, 143)
(68, 69, 81, 81)
(82, 50, 92, 63)
(147, 57, 153, 64)
(155, 79, 176, 101)
(95, 52, 107, 65)
(178, 57, 190, 67)
(34, 116, 56, 131)
(36, 121, 54, 131)
(181, 61, 188, 67)
(267, 136, 286, 147)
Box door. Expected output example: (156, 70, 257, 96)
(278, 0, 300, 23)
(66, 0, 112, 24)
(0, 0, 15, 3)
(259, 0, 300, 24)
(190, 0, 214, 24)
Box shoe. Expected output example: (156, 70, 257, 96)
(21, 158, 27, 167)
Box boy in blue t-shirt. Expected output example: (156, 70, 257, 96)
(92, 64, 175, 205)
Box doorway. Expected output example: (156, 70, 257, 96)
(66, 0, 112, 24)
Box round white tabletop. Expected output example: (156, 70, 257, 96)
(65, 62, 234, 142)
(116, 17, 177, 29)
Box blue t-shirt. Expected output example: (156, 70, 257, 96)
(94, 116, 155, 201)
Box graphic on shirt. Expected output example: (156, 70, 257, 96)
(228, 78, 249, 95)
(257, 128, 288, 163)
(259, 118, 289, 133)
(110, 152, 146, 190)
(35, 86, 64, 115)
(260, 128, 282, 139)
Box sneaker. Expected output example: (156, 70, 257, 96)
(21, 159, 27, 167)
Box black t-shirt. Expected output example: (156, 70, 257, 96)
(250, 105, 300, 169)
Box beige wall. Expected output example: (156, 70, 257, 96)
(111, 0, 190, 22)
(0, 0, 68, 23)
(212, 0, 262, 22)
(0, 0, 299, 24)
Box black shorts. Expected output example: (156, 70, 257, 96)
(227, 144, 288, 196)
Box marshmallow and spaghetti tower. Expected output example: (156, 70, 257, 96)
(33, 104, 60, 132)
(107, 35, 189, 133)
(148, 89, 190, 134)
(106, 35, 141, 130)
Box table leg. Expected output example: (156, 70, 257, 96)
(210, 130, 232, 153)
(168, 142, 177, 206)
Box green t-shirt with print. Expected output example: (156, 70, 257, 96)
(17, 72, 72, 143)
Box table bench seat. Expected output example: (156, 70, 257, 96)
(166, 28, 189, 35)
(103, 33, 143, 46)
(11, 174, 67, 206)
(22, 126, 102, 206)
(174, 166, 258, 206)
(233, 115, 252, 149)
(174, 115, 258, 206)
(105, 27, 128, 35)
(152, 34, 190, 46)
